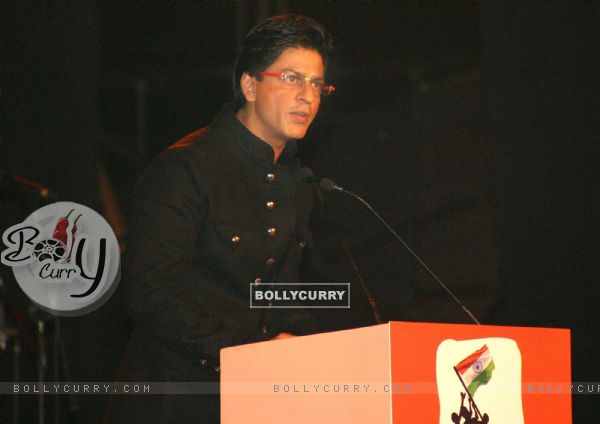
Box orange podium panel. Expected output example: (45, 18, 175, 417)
(220, 321, 571, 423)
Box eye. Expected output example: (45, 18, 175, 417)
(283, 74, 298, 84)
(311, 80, 324, 89)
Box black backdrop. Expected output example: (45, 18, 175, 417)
(2, 2, 598, 422)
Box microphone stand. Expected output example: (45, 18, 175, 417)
(320, 179, 481, 326)
(313, 182, 383, 325)
(301, 168, 383, 325)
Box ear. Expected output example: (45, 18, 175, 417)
(240, 72, 257, 102)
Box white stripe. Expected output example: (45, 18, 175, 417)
(460, 349, 493, 386)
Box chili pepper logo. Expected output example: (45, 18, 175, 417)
(51, 208, 82, 262)
(1, 201, 121, 316)
(31, 208, 83, 263)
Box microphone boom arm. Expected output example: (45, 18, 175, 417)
(326, 181, 481, 326)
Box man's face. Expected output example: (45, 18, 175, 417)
(241, 47, 325, 147)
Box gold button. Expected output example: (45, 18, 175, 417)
(265, 257, 276, 266)
(266, 173, 276, 182)
(231, 235, 241, 245)
(254, 277, 262, 286)
(266, 201, 276, 210)
(268, 300, 273, 308)
(267, 227, 276, 237)
(262, 325, 268, 334)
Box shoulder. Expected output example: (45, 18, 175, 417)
(136, 135, 209, 199)
(166, 104, 240, 160)
(165, 121, 233, 165)
(150, 119, 229, 167)
(138, 118, 235, 196)
(169, 125, 213, 152)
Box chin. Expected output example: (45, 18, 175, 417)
(286, 128, 309, 140)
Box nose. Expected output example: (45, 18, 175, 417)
(296, 80, 316, 104)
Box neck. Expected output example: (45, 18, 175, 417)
(236, 106, 286, 164)
(270, 144, 285, 163)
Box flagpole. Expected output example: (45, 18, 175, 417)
(453, 366, 483, 419)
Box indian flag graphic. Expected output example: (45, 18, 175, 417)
(454, 344, 495, 397)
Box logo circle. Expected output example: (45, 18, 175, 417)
(10, 202, 121, 316)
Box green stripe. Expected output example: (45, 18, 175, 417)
(467, 360, 495, 396)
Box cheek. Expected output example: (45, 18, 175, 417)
(313, 99, 321, 116)
(275, 96, 293, 121)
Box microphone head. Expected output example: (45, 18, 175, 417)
(319, 178, 339, 192)
(299, 167, 315, 183)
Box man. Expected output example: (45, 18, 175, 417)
(106, 14, 334, 422)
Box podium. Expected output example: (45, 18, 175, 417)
(221, 321, 571, 423)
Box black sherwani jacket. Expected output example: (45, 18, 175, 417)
(106, 105, 318, 423)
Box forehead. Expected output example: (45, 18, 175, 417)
(266, 47, 324, 78)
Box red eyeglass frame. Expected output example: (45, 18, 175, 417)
(257, 71, 336, 96)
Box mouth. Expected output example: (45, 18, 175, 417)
(289, 111, 310, 124)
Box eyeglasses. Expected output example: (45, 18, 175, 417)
(257, 71, 336, 96)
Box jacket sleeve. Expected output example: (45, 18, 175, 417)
(122, 148, 259, 363)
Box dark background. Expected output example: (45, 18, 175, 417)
(1, 2, 598, 422)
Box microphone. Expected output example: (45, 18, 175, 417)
(319, 177, 481, 325)
(319, 178, 344, 192)
(300, 168, 383, 324)
(299, 167, 315, 184)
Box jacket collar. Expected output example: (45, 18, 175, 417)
(212, 104, 299, 167)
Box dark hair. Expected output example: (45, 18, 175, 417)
(232, 14, 333, 111)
